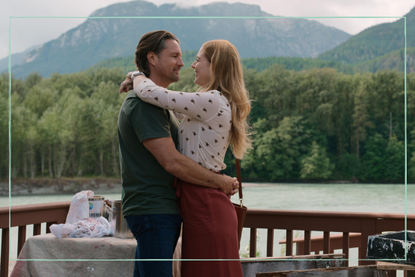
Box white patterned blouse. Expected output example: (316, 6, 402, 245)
(134, 79, 232, 172)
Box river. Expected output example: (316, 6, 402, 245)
(1, 183, 411, 272)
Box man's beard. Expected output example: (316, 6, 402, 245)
(168, 70, 180, 83)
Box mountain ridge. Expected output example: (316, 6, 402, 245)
(0, 45, 40, 73)
(8, 1, 351, 78)
(318, 6, 415, 64)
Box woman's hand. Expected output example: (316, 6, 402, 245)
(227, 180, 239, 198)
(119, 77, 133, 93)
(118, 72, 136, 93)
(218, 174, 239, 197)
(119, 72, 148, 93)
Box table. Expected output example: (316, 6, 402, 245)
(10, 234, 136, 277)
(377, 261, 415, 277)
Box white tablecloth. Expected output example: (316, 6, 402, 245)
(10, 233, 136, 277)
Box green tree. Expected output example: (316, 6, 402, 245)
(90, 82, 125, 176)
(335, 152, 360, 180)
(300, 141, 333, 179)
(254, 64, 295, 128)
(0, 83, 8, 179)
(23, 86, 57, 118)
(244, 116, 310, 181)
(24, 72, 42, 89)
(408, 129, 415, 181)
(362, 133, 386, 181)
(352, 81, 373, 159)
(383, 135, 405, 182)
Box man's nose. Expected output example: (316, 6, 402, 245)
(178, 58, 184, 67)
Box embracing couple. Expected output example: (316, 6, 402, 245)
(117, 30, 251, 277)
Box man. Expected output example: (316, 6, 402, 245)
(117, 30, 238, 277)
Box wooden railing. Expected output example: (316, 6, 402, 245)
(279, 232, 362, 254)
(243, 209, 415, 266)
(0, 201, 71, 277)
(0, 203, 413, 277)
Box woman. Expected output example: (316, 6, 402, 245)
(124, 39, 251, 277)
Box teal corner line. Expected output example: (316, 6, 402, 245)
(404, 15, 408, 261)
(8, 15, 12, 262)
(9, 15, 405, 19)
(8, 257, 410, 262)
(11, 258, 245, 261)
(7, 14, 409, 263)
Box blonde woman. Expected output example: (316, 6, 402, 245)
(123, 40, 251, 277)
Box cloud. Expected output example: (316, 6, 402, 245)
(173, 1, 196, 9)
(1, 0, 129, 58)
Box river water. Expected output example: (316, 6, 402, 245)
(1, 183, 412, 271)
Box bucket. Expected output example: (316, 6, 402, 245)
(88, 196, 104, 218)
(109, 200, 134, 239)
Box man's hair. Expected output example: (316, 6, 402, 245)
(134, 30, 180, 76)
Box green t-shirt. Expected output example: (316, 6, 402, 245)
(118, 91, 180, 216)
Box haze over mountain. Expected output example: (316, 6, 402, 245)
(8, 1, 351, 78)
(0, 45, 39, 73)
(318, 6, 415, 64)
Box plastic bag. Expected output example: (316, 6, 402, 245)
(50, 190, 112, 238)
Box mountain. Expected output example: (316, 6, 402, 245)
(8, 1, 351, 78)
(352, 47, 415, 73)
(0, 45, 39, 73)
(318, 6, 415, 64)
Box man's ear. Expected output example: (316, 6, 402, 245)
(147, 51, 157, 66)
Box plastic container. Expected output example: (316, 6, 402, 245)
(88, 196, 104, 218)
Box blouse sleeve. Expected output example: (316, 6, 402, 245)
(134, 79, 220, 122)
(173, 111, 185, 121)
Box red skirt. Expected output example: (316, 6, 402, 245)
(174, 178, 243, 277)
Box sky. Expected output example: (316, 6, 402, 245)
(1, 0, 414, 60)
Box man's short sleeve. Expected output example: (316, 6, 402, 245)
(130, 98, 172, 142)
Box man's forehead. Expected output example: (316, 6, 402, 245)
(163, 39, 181, 53)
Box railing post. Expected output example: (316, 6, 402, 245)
(286, 229, 293, 256)
(323, 231, 330, 254)
(1, 228, 9, 277)
(33, 223, 41, 235)
(250, 227, 257, 258)
(304, 230, 311, 255)
(18, 225, 26, 255)
(46, 222, 55, 233)
(360, 219, 376, 266)
(343, 232, 349, 267)
(266, 228, 274, 257)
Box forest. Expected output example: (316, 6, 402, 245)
(94, 48, 415, 75)
(1, 64, 413, 183)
